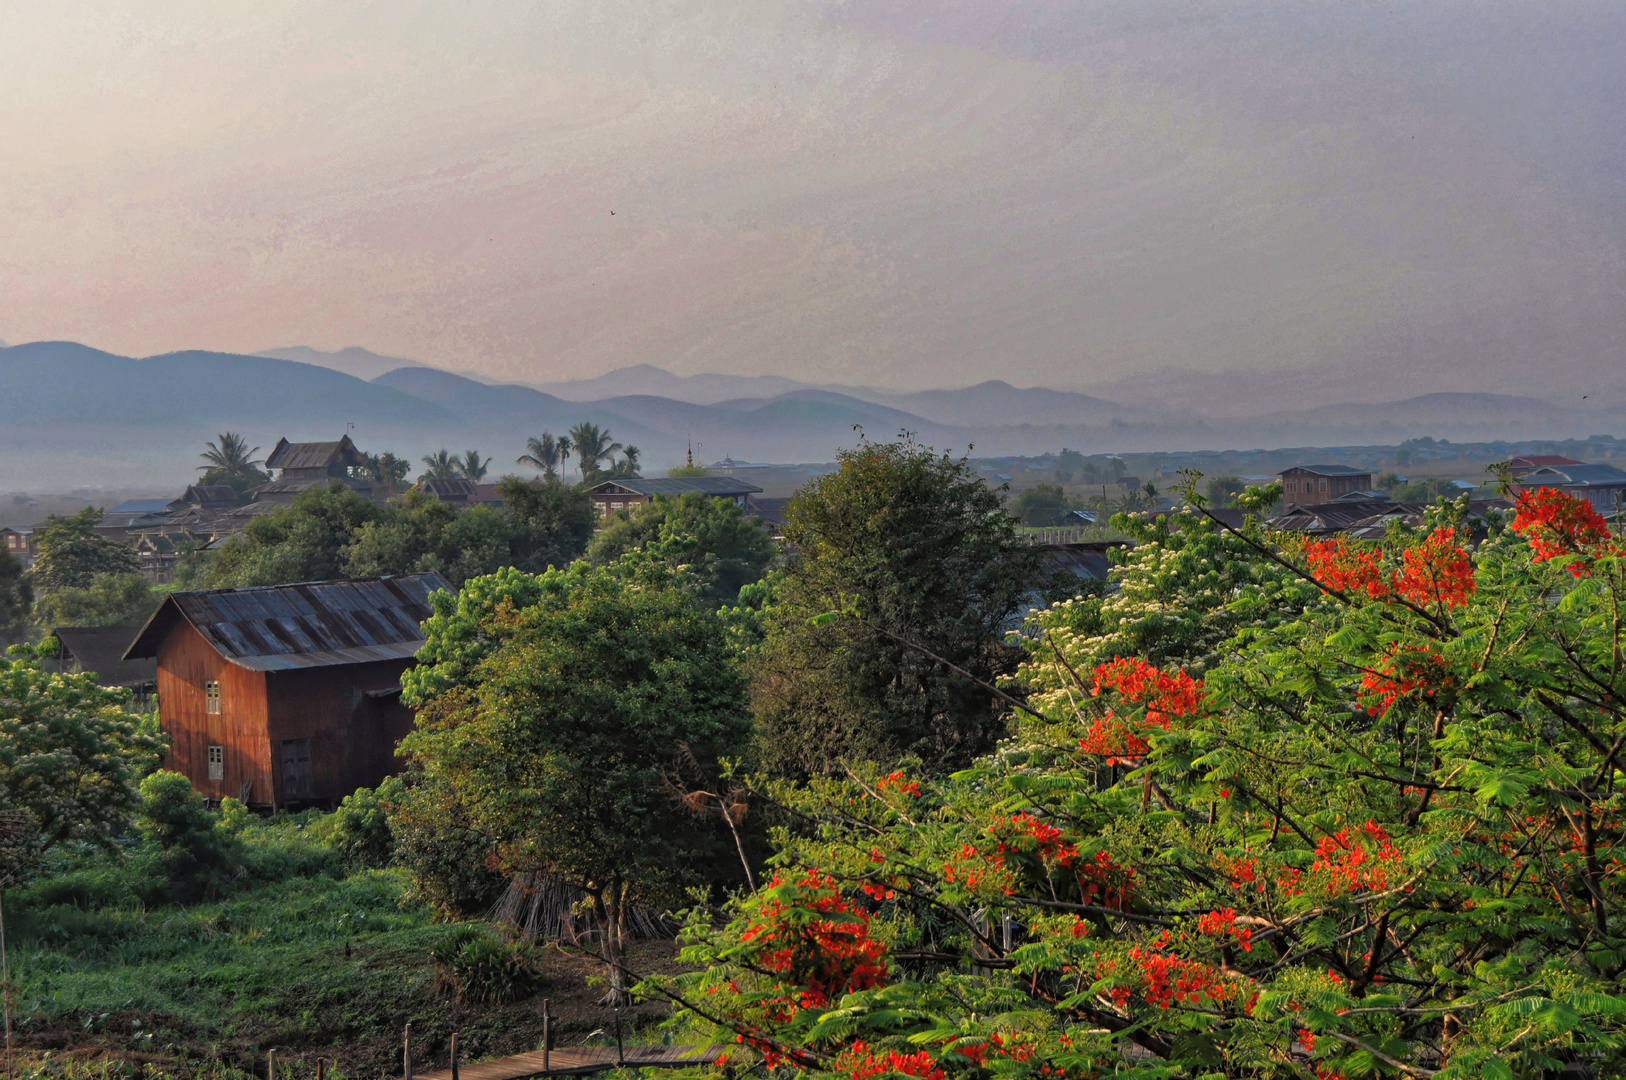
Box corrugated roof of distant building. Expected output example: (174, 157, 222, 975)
(588, 477, 763, 497)
(124, 572, 452, 671)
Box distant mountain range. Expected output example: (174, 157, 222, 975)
(1, 339, 1622, 490)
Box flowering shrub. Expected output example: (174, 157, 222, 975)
(1392, 526, 1475, 608)
(738, 870, 888, 1012)
(1304, 535, 1390, 599)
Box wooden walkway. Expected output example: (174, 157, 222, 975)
(407, 1044, 731, 1080)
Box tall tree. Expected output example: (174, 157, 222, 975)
(567, 422, 621, 482)
(517, 432, 570, 481)
(498, 476, 596, 574)
(751, 437, 1040, 776)
(619, 445, 641, 476)
(420, 449, 461, 482)
(31, 572, 156, 630)
(198, 432, 269, 494)
(456, 450, 491, 482)
(401, 559, 752, 1003)
(587, 492, 776, 607)
(28, 507, 140, 592)
(204, 484, 383, 587)
(0, 550, 30, 647)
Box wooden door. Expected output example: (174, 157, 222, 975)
(279, 738, 313, 799)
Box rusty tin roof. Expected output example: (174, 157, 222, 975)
(124, 573, 452, 671)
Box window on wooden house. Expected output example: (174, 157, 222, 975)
(205, 681, 221, 714)
(280, 739, 313, 799)
(208, 745, 224, 781)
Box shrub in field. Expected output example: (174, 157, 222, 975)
(431, 924, 545, 1004)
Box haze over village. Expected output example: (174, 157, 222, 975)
(4, 3, 1626, 1079)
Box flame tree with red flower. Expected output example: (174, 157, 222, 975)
(637, 480, 1626, 1079)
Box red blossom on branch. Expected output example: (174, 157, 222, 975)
(834, 1042, 946, 1080)
(739, 870, 888, 1013)
(1512, 486, 1620, 577)
(1360, 642, 1454, 716)
(1304, 536, 1391, 599)
(1392, 527, 1475, 608)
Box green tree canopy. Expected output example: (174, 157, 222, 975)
(0, 651, 166, 884)
(401, 558, 753, 1002)
(204, 484, 384, 587)
(1011, 482, 1070, 526)
(31, 572, 157, 630)
(751, 437, 1040, 776)
(0, 550, 30, 647)
(343, 491, 511, 584)
(587, 492, 776, 607)
(360, 450, 413, 496)
(28, 507, 140, 592)
(498, 476, 596, 574)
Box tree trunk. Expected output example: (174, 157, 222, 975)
(597, 879, 631, 1006)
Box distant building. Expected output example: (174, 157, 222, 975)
(1504, 455, 1585, 478)
(1279, 465, 1372, 507)
(586, 476, 763, 520)
(1, 526, 35, 569)
(50, 625, 158, 710)
(412, 478, 505, 507)
(1517, 463, 1626, 514)
(744, 496, 792, 538)
(252, 436, 377, 506)
(124, 573, 451, 809)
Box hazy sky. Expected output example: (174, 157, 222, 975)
(3, 1, 1624, 398)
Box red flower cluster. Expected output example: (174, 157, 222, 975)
(740, 871, 888, 1011)
(875, 771, 922, 797)
(1513, 486, 1620, 576)
(990, 813, 1079, 867)
(1392, 527, 1475, 608)
(1091, 656, 1205, 724)
(1311, 821, 1402, 895)
(1212, 853, 1266, 893)
(1195, 907, 1253, 951)
(1080, 658, 1204, 764)
(1359, 642, 1454, 716)
(1077, 849, 1138, 910)
(834, 1042, 946, 1080)
(1304, 536, 1390, 599)
(1122, 946, 1244, 1009)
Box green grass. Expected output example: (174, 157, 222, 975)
(2, 815, 567, 1078)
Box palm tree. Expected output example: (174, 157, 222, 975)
(619, 445, 641, 476)
(199, 432, 267, 492)
(421, 449, 461, 482)
(567, 422, 621, 482)
(456, 450, 491, 482)
(362, 451, 413, 495)
(517, 433, 570, 481)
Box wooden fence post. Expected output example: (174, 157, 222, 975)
(542, 1000, 551, 1076)
(450, 1032, 459, 1080)
(614, 1006, 624, 1067)
(266, 1048, 275, 1080)
(404, 1023, 413, 1080)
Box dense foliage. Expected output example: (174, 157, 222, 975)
(401, 556, 755, 1001)
(202, 479, 593, 588)
(751, 439, 1040, 777)
(0, 548, 31, 646)
(30, 571, 158, 629)
(589, 492, 778, 607)
(27, 508, 141, 592)
(647, 486, 1626, 1080)
(0, 651, 166, 884)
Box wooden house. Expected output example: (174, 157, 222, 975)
(586, 476, 763, 520)
(123, 573, 451, 809)
(252, 435, 379, 506)
(1278, 464, 1372, 507)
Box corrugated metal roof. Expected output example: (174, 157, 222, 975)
(1279, 464, 1369, 477)
(52, 625, 156, 688)
(589, 476, 763, 497)
(1521, 464, 1626, 487)
(264, 435, 365, 471)
(124, 573, 452, 671)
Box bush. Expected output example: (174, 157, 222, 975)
(430, 924, 545, 1004)
(330, 780, 397, 870)
(135, 771, 240, 901)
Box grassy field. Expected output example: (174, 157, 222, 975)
(4, 816, 681, 1080)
